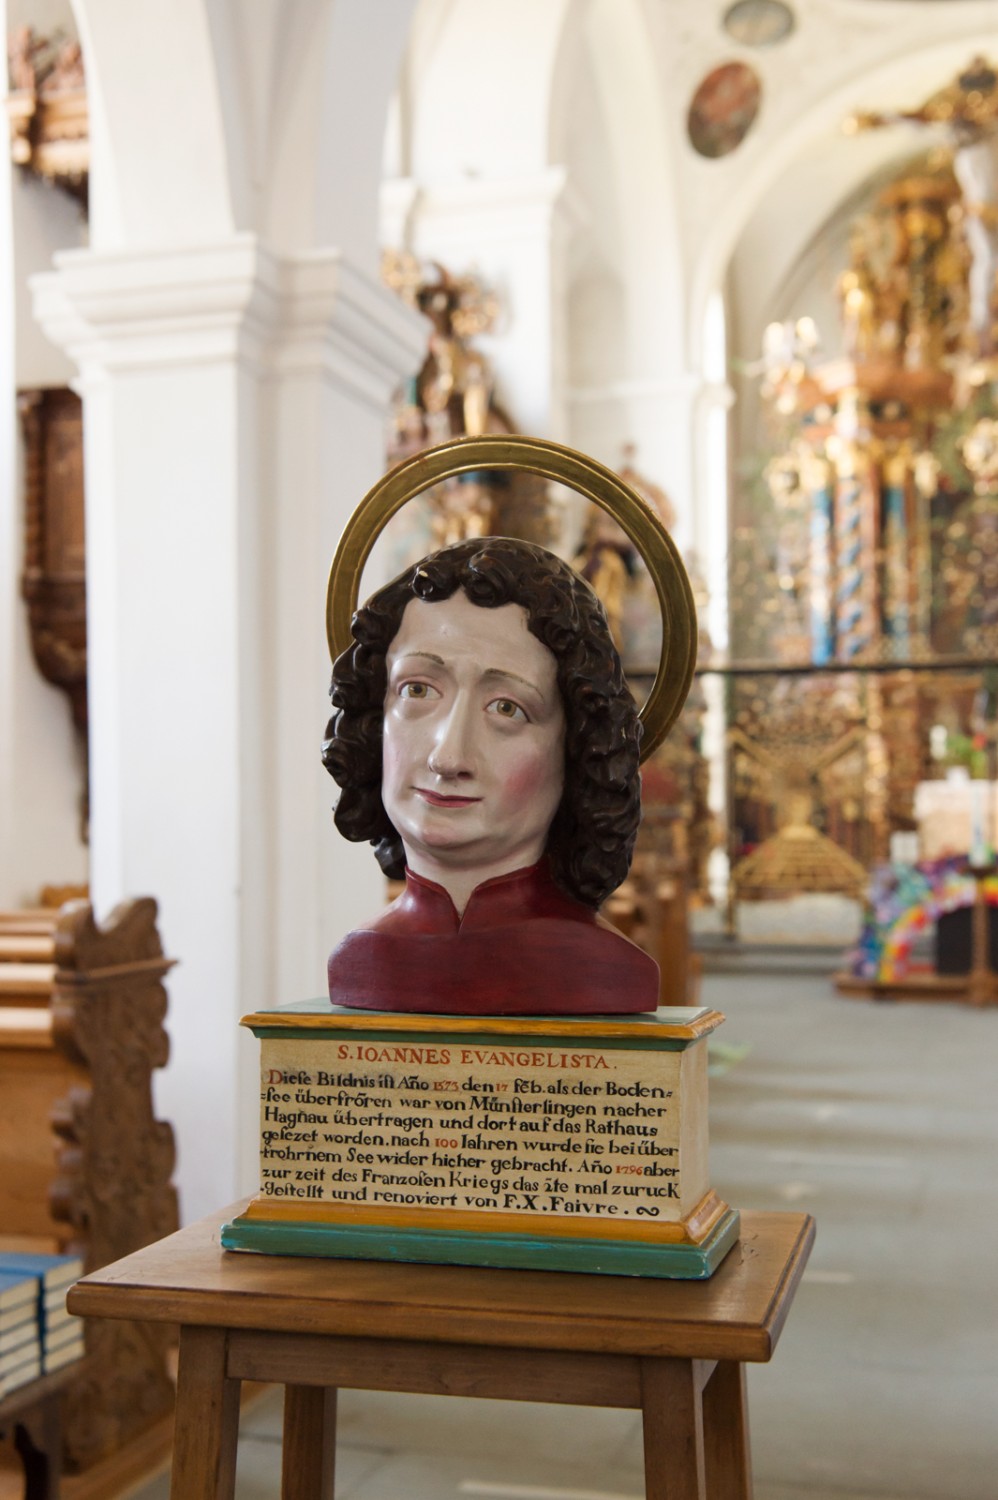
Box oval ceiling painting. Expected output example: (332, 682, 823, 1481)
(687, 62, 762, 160)
(723, 0, 794, 48)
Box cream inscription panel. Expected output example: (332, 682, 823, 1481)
(258, 1036, 690, 1222)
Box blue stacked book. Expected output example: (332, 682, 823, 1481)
(0, 1268, 42, 1398)
(0, 1252, 84, 1395)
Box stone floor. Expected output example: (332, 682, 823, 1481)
(125, 968, 998, 1500)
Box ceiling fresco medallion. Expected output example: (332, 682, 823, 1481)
(722, 0, 795, 47)
(687, 61, 762, 159)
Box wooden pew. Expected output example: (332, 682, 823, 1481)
(0, 898, 179, 1471)
(0, 914, 63, 1249)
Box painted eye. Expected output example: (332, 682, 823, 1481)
(399, 681, 435, 700)
(488, 698, 528, 722)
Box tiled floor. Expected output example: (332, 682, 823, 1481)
(124, 967, 998, 1500)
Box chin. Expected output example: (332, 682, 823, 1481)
(408, 819, 483, 852)
(413, 839, 481, 863)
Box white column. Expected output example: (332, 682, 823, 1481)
(382, 169, 579, 440)
(32, 236, 423, 1218)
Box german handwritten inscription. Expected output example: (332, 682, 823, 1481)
(259, 1037, 686, 1222)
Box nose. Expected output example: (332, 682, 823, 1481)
(427, 696, 476, 778)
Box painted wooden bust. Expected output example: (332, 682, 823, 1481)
(322, 536, 660, 1015)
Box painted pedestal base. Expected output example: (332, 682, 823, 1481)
(223, 1003, 739, 1279)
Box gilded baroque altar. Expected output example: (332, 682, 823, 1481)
(726, 64, 998, 913)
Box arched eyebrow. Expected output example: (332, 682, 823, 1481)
(389, 651, 445, 668)
(481, 666, 545, 699)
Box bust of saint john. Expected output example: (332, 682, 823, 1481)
(321, 536, 660, 1015)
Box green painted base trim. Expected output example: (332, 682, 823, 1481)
(248, 1025, 695, 1050)
(220, 1208, 741, 1280)
(244, 1003, 718, 1052)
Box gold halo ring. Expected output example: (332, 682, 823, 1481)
(326, 435, 696, 760)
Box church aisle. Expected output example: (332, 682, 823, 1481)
(708, 968, 998, 1500)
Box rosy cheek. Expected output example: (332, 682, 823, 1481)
(503, 750, 562, 804)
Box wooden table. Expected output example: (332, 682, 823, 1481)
(67, 1203, 814, 1500)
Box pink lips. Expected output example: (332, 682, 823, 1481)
(415, 788, 482, 808)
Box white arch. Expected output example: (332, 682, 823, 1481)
(69, 0, 236, 248)
(398, 0, 684, 370)
(72, 0, 418, 262)
(406, 0, 571, 181)
(262, 0, 418, 261)
(546, 0, 698, 537)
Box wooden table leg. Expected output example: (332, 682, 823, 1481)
(640, 1357, 706, 1500)
(170, 1326, 241, 1500)
(282, 1386, 336, 1500)
(702, 1361, 752, 1499)
(12, 1395, 62, 1500)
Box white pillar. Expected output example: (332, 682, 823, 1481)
(383, 168, 578, 440)
(32, 236, 423, 1218)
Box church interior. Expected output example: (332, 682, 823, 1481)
(1, 1, 997, 1496)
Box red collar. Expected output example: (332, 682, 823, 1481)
(371, 860, 597, 938)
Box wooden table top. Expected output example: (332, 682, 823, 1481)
(68, 1204, 813, 1365)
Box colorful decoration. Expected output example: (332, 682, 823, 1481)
(753, 162, 965, 666)
(849, 856, 998, 982)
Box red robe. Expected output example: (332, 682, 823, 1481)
(327, 861, 659, 1015)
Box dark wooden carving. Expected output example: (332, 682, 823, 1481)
(49, 899, 179, 1471)
(19, 388, 87, 737)
(0, 897, 179, 1472)
(18, 388, 88, 838)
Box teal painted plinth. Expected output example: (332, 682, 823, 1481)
(220, 1207, 740, 1280)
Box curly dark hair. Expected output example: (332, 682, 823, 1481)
(322, 537, 642, 908)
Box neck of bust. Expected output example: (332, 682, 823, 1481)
(402, 846, 544, 917)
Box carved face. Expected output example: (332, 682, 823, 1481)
(382, 592, 566, 890)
